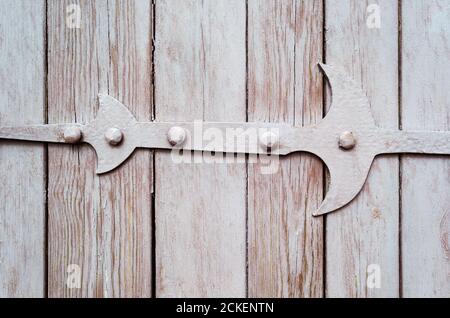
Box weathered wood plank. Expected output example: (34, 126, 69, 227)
(47, 0, 152, 297)
(247, 0, 324, 297)
(155, 0, 246, 297)
(401, 0, 450, 297)
(325, 0, 399, 297)
(0, 0, 46, 298)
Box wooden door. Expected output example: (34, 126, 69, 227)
(0, 0, 448, 298)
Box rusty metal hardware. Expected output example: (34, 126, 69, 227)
(1, 64, 449, 216)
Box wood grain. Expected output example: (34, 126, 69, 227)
(155, 0, 246, 297)
(47, 0, 152, 297)
(0, 0, 46, 298)
(247, 0, 324, 297)
(401, 0, 450, 297)
(325, 0, 399, 297)
(2, 0, 449, 298)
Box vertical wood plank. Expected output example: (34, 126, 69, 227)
(325, 0, 399, 297)
(247, 0, 324, 297)
(47, 0, 153, 297)
(0, 0, 46, 298)
(401, 0, 450, 297)
(155, 0, 246, 297)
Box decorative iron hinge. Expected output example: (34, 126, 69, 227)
(1, 64, 449, 216)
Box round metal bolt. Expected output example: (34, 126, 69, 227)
(338, 131, 356, 150)
(167, 126, 187, 146)
(259, 131, 279, 149)
(63, 126, 82, 144)
(104, 127, 123, 146)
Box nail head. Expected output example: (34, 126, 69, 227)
(260, 131, 279, 149)
(339, 131, 356, 150)
(167, 126, 187, 146)
(63, 126, 82, 143)
(105, 127, 123, 146)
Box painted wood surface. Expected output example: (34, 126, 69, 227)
(0, 0, 449, 298)
(401, 0, 450, 297)
(47, 0, 153, 297)
(154, 0, 247, 297)
(325, 0, 399, 297)
(247, 0, 324, 297)
(0, 0, 46, 298)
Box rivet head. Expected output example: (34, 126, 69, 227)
(259, 131, 279, 149)
(105, 127, 123, 146)
(63, 126, 82, 143)
(339, 131, 356, 150)
(167, 126, 187, 146)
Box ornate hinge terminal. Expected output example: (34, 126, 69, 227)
(1, 64, 449, 216)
